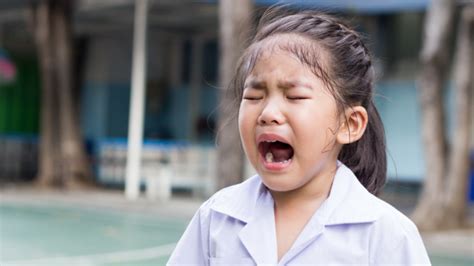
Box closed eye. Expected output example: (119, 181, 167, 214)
(242, 89, 264, 100)
(287, 96, 310, 100)
(243, 96, 263, 100)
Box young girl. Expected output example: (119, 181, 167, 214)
(168, 7, 430, 266)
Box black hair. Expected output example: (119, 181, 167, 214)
(232, 7, 387, 195)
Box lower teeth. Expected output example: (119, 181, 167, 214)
(265, 152, 274, 163)
(265, 152, 291, 164)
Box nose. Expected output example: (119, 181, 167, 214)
(258, 100, 285, 125)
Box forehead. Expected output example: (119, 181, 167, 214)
(248, 50, 312, 82)
(244, 33, 330, 79)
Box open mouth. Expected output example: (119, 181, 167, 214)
(258, 140, 294, 164)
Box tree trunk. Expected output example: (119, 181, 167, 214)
(31, 0, 92, 188)
(52, 0, 92, 187)
(216, 0, 253, 189)
(442, 7, 474, 228)
(32, 0, 61, 187)
(412, 0, 455, 230)
(412, 1, 474, 231)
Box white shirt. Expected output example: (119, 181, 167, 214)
(168, 163, 431, 265)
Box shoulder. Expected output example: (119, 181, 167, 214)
(341, 179, 421, 241)
(329, 164, 419, 234)
(326, 164, 427, 260)
(369, 194, 420, 240)
(363, 194, 430, 264)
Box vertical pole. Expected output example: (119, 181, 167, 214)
(125, 0, 148, 200)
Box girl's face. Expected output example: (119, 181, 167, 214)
(238, 45, 343, 193)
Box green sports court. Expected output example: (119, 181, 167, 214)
(0, 189, 197, 265)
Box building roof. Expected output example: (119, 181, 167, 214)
(0, 0, 469, 36)
(202, 0, 431, 14)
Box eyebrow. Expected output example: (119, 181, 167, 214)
(244, 79, 313, 90)
(278, 80, 313, 90)
(244, 79, 267, 89)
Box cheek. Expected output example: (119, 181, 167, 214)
(238, 102, 257, 126)
(291, 108, 336, 149)
(238, 106, 253, 144)
(238, 106, 246, 136)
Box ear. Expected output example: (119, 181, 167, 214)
(336, 106, 368, 144)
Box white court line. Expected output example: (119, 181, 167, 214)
(2, 242, 176, 266)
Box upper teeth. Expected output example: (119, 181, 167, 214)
(265, 140, 277, 143)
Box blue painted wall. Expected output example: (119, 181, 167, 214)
(375, 81, 456, 181)
(375, 81, 424, 181)
(167, 84, 218, 141)
(80, 35, 219, 143)
(81, 82, 109, 139)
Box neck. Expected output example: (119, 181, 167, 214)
(270, 161, 338, 211)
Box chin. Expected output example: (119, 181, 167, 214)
(259, 174, 300, 192)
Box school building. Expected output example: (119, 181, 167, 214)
(0, 0, 472, 197)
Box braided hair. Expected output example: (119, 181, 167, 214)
(232, 7, 387, 195)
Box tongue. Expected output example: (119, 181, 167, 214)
(269, 142, 293, 162)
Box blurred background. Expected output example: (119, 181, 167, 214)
(0, 0, 473, 265)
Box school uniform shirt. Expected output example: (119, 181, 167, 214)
(167, 162, 431, 265)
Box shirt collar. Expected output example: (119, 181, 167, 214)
(322, 162, 382, 225)
(209, 162, 383, 225)
(209, 175, 267, 223)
